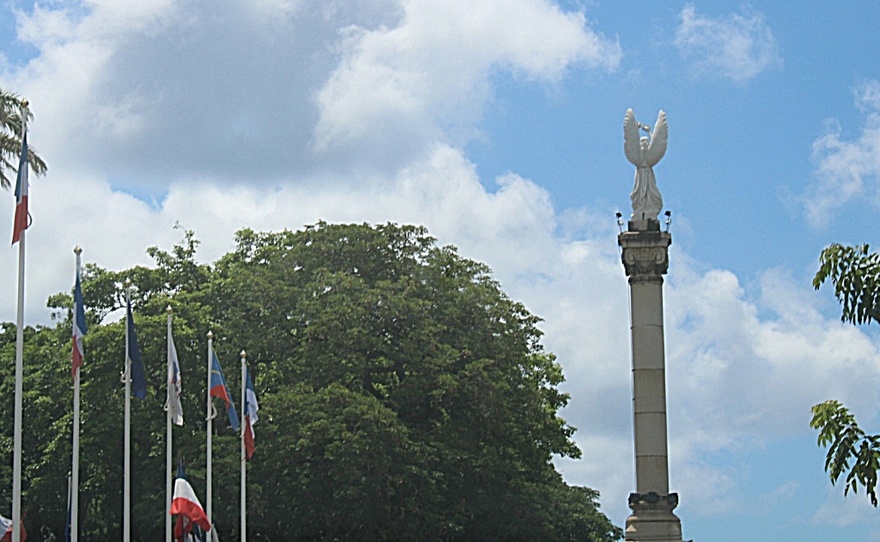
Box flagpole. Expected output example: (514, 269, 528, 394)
(123, 279, 132, 542)
(165, 306, 173, 542)
(11, 97, 28, 542)
(71, 246, 83, 542)
(240, 350, 247, 542)
(206, 331, 214, 531)
(66, 473, 72, 542)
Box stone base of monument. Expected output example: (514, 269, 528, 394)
(624, 492, 684, 542)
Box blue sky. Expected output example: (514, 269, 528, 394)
(2, 1, 880, 540)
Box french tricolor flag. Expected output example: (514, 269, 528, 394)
(71, 263, 86, 377)
(244, 368, 259, 460)
(11, 134, 28, 245)
(0, 512, 26, 542)
(169, 478, 211, 534)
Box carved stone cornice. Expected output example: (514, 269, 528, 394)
(628, 491, 679, 512)
(618, 221, 671, 283)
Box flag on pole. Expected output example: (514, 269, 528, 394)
(243, 369, 258, 460)
(11, 134, 28, 245)
(171, 478, 211, 535)
(126, 299, 147, 400)
(166, 331, 184, 426)
(174, 462, 209, 542)
(71, 264, 86, 378)
(0, 512, 26, 542)
(210, 353, 239, 431)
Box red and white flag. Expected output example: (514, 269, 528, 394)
(0, 512, 26, 542)
(11, 134, 28, 245)
(244, 368, 259, 460)
(169, 478, 211, 534)
(71, 261, 86, 377)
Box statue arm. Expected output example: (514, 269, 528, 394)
(644, 110, 667, 166)
(623, 108, 641, 165)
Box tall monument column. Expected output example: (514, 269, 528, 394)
(619, 109, 684, 542)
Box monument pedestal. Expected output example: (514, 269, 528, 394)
(619, 219, 684, 542)
(625, 492, 683, 542)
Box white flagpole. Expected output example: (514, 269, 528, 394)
(123, 279, 132, 542)
(240, 350, 247, 542)
(71, 246, 82, 542)
(165, 305, 173, 542)
(206, 331, 214, 530)
(66, 473, 72, 539)
(11, 98, 29, 542)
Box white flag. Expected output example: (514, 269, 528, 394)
(166, 332, 184, 426)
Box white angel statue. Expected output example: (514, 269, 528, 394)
(624, 109, 668, 220)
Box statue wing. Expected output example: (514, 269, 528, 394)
(644, 110, 667, 166)
(623, 108, 641, 166)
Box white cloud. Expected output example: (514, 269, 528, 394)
(3, 0, 620, 190)
(805, 80, 880, 227)
(673, 4, 782, 83)
(313, 0, 621, 164)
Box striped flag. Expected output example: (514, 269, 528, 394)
(0, 511, 26, 542)
(170, 478, 211, 534)
(71, 263, 86, 377)
(210, 353, 239, 431)
(243, 368, 259, 460)
(11, 134, 28, 244)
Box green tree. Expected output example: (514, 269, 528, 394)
(0, 88, 47, 189)
(811, 243, 880, 505)
(1, 224, 622, 541)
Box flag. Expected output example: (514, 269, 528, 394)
(11, 133, 28, 245)
(170, 478, 211, 535)
(210, 353, 239, 431)
(166, 331, 183, 426)
(126, 299, 147, 400)
(243, 368, 259, 460)
(174, 462, 208, 542)
(71, 266, 86, 378)
(0, 512, 26, 542)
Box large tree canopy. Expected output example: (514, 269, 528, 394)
(811, 243, 880, 506)
(0, 223, 621, 541)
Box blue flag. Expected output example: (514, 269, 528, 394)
(126, 299, 147, 400)
(210, 353, 239, 431)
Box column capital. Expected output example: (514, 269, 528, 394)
(619, 220, 671, 282)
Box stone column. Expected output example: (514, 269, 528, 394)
(619, 218, 683, 542)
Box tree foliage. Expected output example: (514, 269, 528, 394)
(0, 223, 621, 541)
(810, 400, 880, 505)
(812, 243, 880, 506)
(814, 243, 880, 325)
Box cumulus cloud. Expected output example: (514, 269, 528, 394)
(673, 4, 782, 83)
(313, 0, 621, 166)
(3, 0, 620, 190)
(804, 80, 880, 227)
